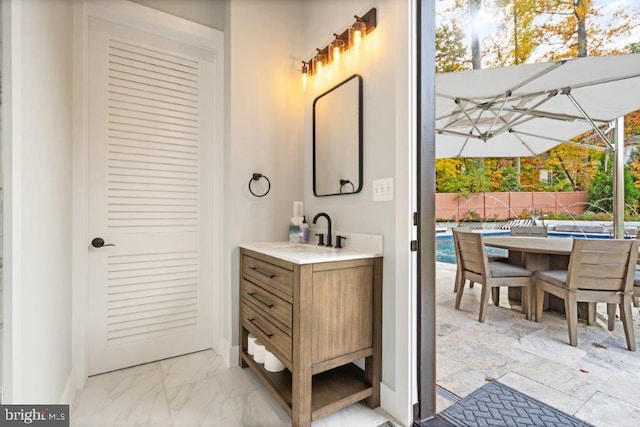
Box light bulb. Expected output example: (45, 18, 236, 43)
(315, 51, 327, 77)
(352, 20, 366, 53)
(301, 62, 308, 90)
(353, 30, 363, 49)
(332, 36, 345, 64)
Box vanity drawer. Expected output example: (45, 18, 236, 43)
(242, 255, 293, 301)
(241, 279, 292, 332)
(241, 302, 291, 364)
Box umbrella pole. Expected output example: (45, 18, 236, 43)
(613, 116, 625, 239)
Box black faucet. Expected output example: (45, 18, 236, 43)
(312, 212, 333, 247)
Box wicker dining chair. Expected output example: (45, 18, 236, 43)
(535, 239, 639, 351)
(454, 229, 533, 322)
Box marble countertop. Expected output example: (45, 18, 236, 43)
(239, 241, 382, 265)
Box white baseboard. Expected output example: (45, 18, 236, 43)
(60, 371, 76, 405)
(61, 364, 88, 407)
(218, 336, 239, 368)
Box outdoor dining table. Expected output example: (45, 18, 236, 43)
(483, 236, 578, 318)
(484, 236, 573, 270)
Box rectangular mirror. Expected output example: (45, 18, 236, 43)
(313, 74, 363, 196)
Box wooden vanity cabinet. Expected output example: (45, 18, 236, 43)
(239, 248, 382, 427)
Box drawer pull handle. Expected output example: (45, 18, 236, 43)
(248, 318, 273, 338)
(248, 292, 274, 309)
(249, 266, 276, 279)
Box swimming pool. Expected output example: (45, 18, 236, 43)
(436, 231, 617, 264)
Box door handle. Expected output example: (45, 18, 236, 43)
(91, 237, 115, 248)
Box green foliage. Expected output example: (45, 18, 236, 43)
(587, 171, 613, 212)
(436, 24, 470, 72)
(542, 211, 615, 221)
(463, 161, 492, 193)
(628, 147, 640, 188)
(495, 164, 521, 191)
(435, 159, 491, 194)
(587, 157, 640, 214)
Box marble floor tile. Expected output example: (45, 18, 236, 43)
(166, 376, 240, 427)
(228, 387, 291, 427)
(160, 349, 222, 389)
(310, 403, 389, 427)
(71, 350, 394, 427)
(72, 362, 172, 427)
(574, 391, 640, 427)
(214, 365, 263, 399)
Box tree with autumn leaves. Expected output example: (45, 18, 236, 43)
(436, 0, 640, 215)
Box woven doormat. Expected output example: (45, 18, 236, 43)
(439, 381, 593, 427)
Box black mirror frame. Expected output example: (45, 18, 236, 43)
(312, 74, 363, 197)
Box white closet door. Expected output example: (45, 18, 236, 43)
(87, 17, 215, 375)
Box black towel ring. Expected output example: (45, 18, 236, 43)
(248, 173, 271, 197)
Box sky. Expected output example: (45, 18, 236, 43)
(435, 0, 640, 64)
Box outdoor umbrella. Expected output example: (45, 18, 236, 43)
(435, 53, 640, 159)
(435, 53, 640, 237)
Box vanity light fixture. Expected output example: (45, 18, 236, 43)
(331, 33, 346, 63)
(315, 49, 328, 76)
(351, 16, 368, 51)
(302, 7, 376, 79)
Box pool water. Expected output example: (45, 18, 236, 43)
(436, 233, 508, 264)
(436, 231, 616, 264)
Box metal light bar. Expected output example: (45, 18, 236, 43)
(306, 8, 377, 76)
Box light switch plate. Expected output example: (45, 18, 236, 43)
(373, 178, 394, 201)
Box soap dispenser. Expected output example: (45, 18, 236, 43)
(299, 216, 310, 244)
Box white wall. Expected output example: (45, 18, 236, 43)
(3, 0, 74, 402)
(302, 0, 414, 423)
(222, 0, 305, 363)
(0, 0, 414, 418)
(220, 0, 416, 421)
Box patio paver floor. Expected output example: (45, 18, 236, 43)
(436, 261, 640, 427)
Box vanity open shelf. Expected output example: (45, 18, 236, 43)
(241, 353, 372, 420)
(238, 244, 382, 427)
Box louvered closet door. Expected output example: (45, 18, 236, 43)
(87, 17, 215, 375)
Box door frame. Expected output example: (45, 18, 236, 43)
(71, 0, 224, 392)
(415, 0, 437, 423)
